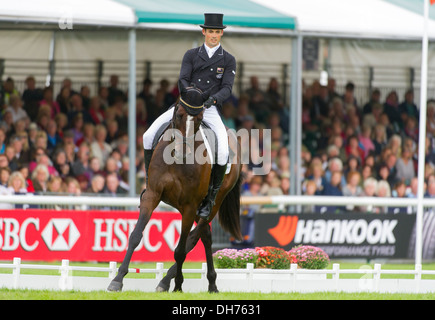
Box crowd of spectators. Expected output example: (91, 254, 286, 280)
(0, 75, 145, 207)
(239, 77, 435, 217)
(1, 73, 435, 216)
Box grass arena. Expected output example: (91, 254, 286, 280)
(1, 260, 435, 300)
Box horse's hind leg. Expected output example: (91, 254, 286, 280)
(200, 223, 218, 293)
(156, 220, 207, 292)
(107, 191, 159, 292)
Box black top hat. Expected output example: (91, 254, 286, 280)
(200, 13, 226, 29)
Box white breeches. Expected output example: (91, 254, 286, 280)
(142, 106, 229, 166)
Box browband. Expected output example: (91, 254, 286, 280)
(179, 97, 204, 109)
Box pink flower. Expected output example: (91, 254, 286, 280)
(255, 247, 268, 257)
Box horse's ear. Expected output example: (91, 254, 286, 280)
(178, 79, 187, 95)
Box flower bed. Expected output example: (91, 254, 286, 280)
(288, 245, 330, 270)
(213, 245, 329, 270)
(212, 248, 258, 269)
(255, 246, 293, 269)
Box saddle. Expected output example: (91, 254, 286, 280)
(151, 120, 233, 173)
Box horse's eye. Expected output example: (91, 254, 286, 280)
(176, 114, 183, 119)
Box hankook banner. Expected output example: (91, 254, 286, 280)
(0, 209, 205, 262)
(255, 212, 426, 259)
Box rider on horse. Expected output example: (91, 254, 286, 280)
(142, 13, 237, 221)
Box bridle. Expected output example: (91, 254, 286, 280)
(171, 103, 202, 155)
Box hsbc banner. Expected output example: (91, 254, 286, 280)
(255, 213, 416, 259)
(0, 209, 205, 262)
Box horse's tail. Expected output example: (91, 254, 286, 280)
(218, 172, 244, 241)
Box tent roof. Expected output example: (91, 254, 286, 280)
(252, 0, 435, 40)
(1, 0, 434, 40)
(115, 0, 296, 29)
(0, 0, 136, 28)
(384, 0, 435, 21)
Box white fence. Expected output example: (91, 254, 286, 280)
(1, 258, 435, 294)
(3, 194, 435, 212)
(2, 194, 435, 209)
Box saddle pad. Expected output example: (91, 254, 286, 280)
(199, 125, 231, 175)
(152, 121, 231, 174)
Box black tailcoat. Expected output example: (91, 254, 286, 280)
(179, 44, 236, 109)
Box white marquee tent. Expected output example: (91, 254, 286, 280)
(254, 0, 435, 40)
(0, 0, 135, 27)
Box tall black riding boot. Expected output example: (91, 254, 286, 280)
(144, 149, 154, 185)
(197, 163, 227, 221)
(140, 149, 154, 200)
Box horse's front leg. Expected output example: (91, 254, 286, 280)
(107, 190, 160, 292)
(200, 223, 218, 293)
(173, 209, 196, 292)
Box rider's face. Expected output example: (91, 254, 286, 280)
(202, 28, 223, 48)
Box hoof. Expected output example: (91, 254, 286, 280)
(208, 288, 219, 293)
(155, 285, 168, 292)
(107, 280, 123, 292)
(155, 281, 169, 292)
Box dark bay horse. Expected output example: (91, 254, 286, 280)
(107, 85, 243, 293)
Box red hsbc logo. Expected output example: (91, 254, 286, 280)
(0, 210, 205, 262)
(41, 219, 80, 251)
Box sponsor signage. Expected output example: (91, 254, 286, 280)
(255, 213, 416, 259)
(0, 209, 205, 262)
